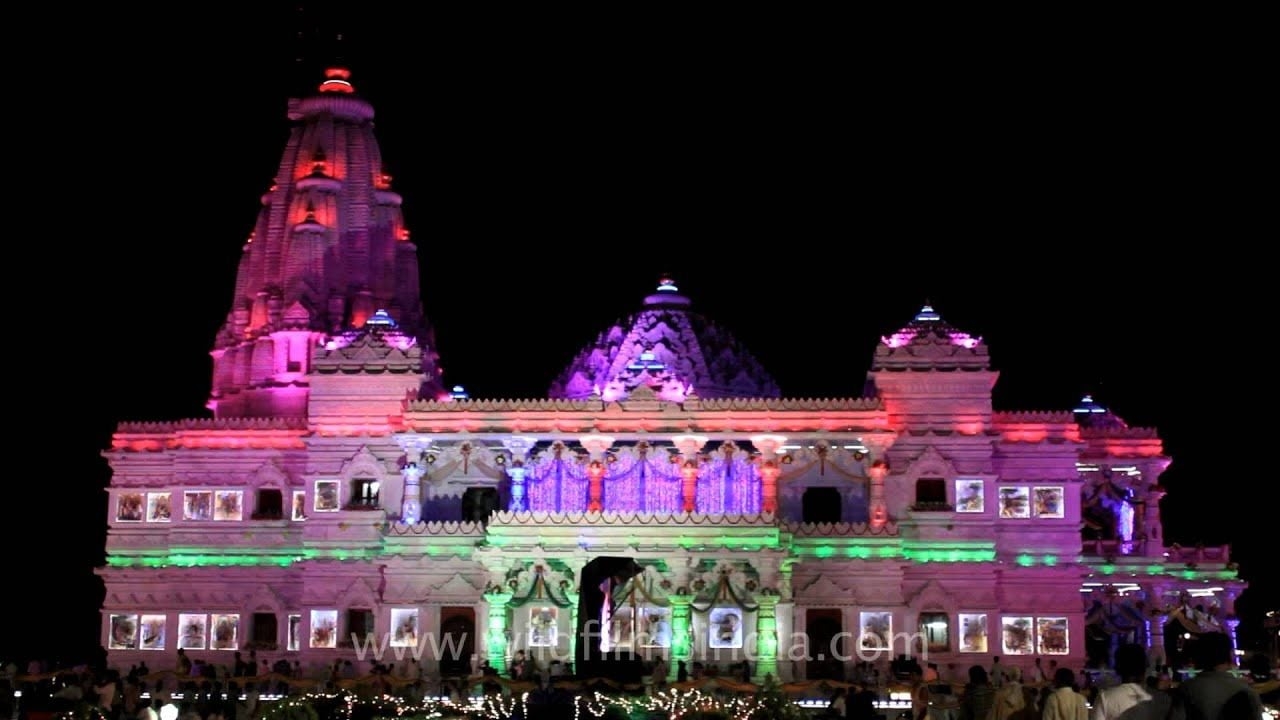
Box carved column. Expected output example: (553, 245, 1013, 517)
(580, 434, 614, 512)
(751, 434, 786, 515)
(754, 594, 780, 682)
(1144, 485, 1166, 556)
(502, 437, 537, 512)
(1224, 618, 1240, 665)
(668, 594, 694, 681)
(869, 460, 889, 528)
(673, 435, 707, 513)
(483, 591, 513, 674)
(400, 462, 424, 524)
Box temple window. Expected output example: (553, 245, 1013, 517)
(346, 608, 374, 644)
(349, 479, 380, 509)
(914, 478, 948, 509)
(919, 612, 950, 652)
(802, 487, 842, 524)
(250, 613, 278, 649)
(253, 489, 283, 519)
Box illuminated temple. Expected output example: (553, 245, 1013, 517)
(98, 69, 1244, 681)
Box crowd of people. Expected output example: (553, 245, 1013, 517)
(2, 633, 1276, 720)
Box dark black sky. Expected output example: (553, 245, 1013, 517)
(9, 6, 1268, 663)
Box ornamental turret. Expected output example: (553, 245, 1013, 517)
(867, 304, 996, 430)
(208, 68, 442, 418)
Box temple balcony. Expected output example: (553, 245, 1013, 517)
(1080, 539, 1232, 565)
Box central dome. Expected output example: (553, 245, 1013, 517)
(549, 277, 781, 401)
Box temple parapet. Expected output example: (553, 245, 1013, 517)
(111, 418, 309, 451)
(1080, 426, 1160, 439)
(385, 520, 486, 536)
(115, 417, 309, 433)
(992, 411, 1075, 424)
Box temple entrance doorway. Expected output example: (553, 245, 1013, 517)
(806, 608, 845, 680)
(576, 556, 645, 680)
(438, 607, 476, 676)
(802, 488, 842, 524)
(461, 488, 500, 522)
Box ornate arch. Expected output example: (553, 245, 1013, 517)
(908, 580, 957, 614)
(891, 445, 961, 512)
(248, 459, 291, 490)
(335, 577, 379, 610)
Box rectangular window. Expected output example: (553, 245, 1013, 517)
(211, 614, 240, 650)
(116, 493, 144, 522)
(913, 478, 948, 509)
(349, 479, 380, 509)
(253, 489, 283, 520)
(251, 613, 278, 648)
(346, 608, 374, 644)
(918, 612, 950, 653)
(287, 614, 302, 651)
(184, 491, 213, 521)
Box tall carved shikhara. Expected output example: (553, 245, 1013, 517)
(208, 68, 441, 418)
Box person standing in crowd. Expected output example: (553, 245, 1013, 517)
(1042, 667, 1087, 720)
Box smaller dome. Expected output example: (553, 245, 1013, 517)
(873, 303, 989, 371)
(550, 277, 780, 401)
(1073, 394, 1128, 430)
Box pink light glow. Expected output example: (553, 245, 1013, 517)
(949, 332, 981, 349)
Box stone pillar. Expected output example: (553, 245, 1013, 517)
(400, 462, 423, 523)
(502, 437, 537, 512)
(420, 605, 442, 677)
(668, 594, 694, 681)
(672, 435, 707, 513)
(869, 460, 889, 528)
(751, 434, 786, 515)
(1144, 485, 1166, 556)
(1224, 618, 1241, 665)
(754, 594, 780, 682)
(792, 605, 807, 680)
(579, 434, 614, 512)
(483, 591, 512, 674)
(564, 590, 579, 670)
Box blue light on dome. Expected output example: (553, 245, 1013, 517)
(657, 277, 679, 293)
(450, 385, 469, 399)
(914, 304, 941, 322)
(627, 351, 666, 372)
(1074, 394, 1107, 414)
(365, 309, 397, 327)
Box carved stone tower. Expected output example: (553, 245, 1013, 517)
(208, 68, 442, 418)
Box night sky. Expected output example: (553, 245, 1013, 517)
(10, 6, 1269, 664)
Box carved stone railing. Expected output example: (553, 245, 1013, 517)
(780, 521, 899, 537)
(116, 417, 310, 433)
(991, 411, 1075, 424)
(486, 511, 779, 526)
(405, 398, 601, 412)
(386, 520, 486, 536)
(1080, 540, 1232, 564)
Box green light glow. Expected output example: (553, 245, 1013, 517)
(668, 596, 693, 682)
(485, 592, 512, 674)
(1015, 554, 1035, 567)
(754, 597, 779, 681)
(1146, 564, 1165, 575)
(1042, 555, 1059, 566)
(1099, 564, 1117, 575)
(107, 553, 301, 568)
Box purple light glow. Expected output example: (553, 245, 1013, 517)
(526, 456, 589, 513)
(601, 454, 682, 513)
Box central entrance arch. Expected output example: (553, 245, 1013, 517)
(575, 556, 644, 680)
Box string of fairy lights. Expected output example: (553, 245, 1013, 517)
(48, 689, 784, 720)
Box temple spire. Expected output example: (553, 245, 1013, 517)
(208, 67, 442, 418)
